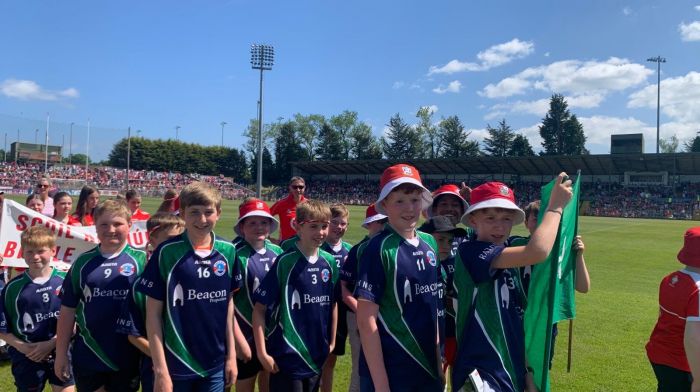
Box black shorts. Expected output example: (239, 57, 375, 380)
(331, 305, 348, 356)
(269, 371, 320, 392)
(11, 355, 74, 392)
(237, 353, 263, 380)
(73, 364, 140, 392)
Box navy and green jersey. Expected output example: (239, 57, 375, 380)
(232, 236, 245, 249)
(60, 245, 147, 372)
(136, 231, 241, 380)
(321, 241, 352, 270)
(339, 236, 370, 290)
(354, 226, 442, 384)
(280, 235, 299, 252)
(507, 235, 532, 295)
(234, 239, 283, 347)
(440, 256, 457, 339)
(115, 278, 152, 378)
(451, 227, 476, 255)
(0, 268, 65, 360)
(452, 240, 528, 392)
(253, 245, 338, 379)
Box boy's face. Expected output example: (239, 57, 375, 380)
(23, 245, 55, 271)
(295, 219, 329, 249)
(241, 216, 271, 243)
(149, 226, 183, 249)
(87, 193, 100, 209)
(56, 196, 72, 216)
(127, 197, 142, 213)
(432, 195, 464, 225)
(27, 198, 44, 213)
(382, 189, 423, 233)
(432, 232, 454, 260)
(524, 211, 538, 235)
(468, 208, 516, 245)
(96, 213, 131, 250)
(326, 215, 348, 244)
(182, 204, 220, 238)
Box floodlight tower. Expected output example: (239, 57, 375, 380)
(647, 56, 666, 154)
(251, 44, 274, 198)
(220, 121, 227, 147)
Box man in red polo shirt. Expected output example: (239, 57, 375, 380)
(270, 176, 307, 242)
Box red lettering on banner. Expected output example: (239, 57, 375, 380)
(130, 232, 146, 247)
(64, 247, 75, 263)
(84, 234, 95, 243)
(3, 241, 17, 258)
(30, 217, 43, 227)
(16, 215, 29, 231)
(65, 226, 74, 239)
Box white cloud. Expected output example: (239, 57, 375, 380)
(516, 124, 544, 152)
(432, 80, 462, 94)
(428, 38, 534, 75)
(392, 81, 405, 89)
(484, 94, 605, 119)
(578, 116, 652, 145)
(622, 6, 632, 16)
(0, 79, 79, 101)
(679, 21, 700, 41)
(628, 71, 700, 122)
(695, 5, 700, 11)
(567, 93, 605, 108)
(479, 77, 531, 98)
(544, 52, 550, 57)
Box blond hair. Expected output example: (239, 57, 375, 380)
(329, 203, 349, 219)
(179, 182, 221, 210)
(94, 199, 131, 223)
(296, 200, 331, 223)
(21, 226, 56, 250)
(147, 212, 185, 238)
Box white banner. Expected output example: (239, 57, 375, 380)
(1, 200, 149, 268)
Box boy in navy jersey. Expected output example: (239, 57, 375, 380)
(452, 175, 572, 392)
(138, 182, 240, 392)
(232, 197, 283, 392)
(355, 164, 443, 392)
(0, 226, 74, 392)
(320, 203, 352, 392)
(253, 200, 338, 392)
(55, 200, 147, 392)
(340, 204, 386, 392)
(117, 213, 184, 392)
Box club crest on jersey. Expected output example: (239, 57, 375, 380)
(321, 268, 330, 283)
(119, 263, 135, 276)
(426, 251, 437, 267)
(213, 260, 227, 277)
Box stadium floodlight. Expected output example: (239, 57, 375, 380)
(250, 44, 274, 198)
(44, 113, 49, 173)
(220, 121, 227, 147)
(175, 125, 181, 141)
(647, 56, 666, 154)
(69, 122, 74, 165)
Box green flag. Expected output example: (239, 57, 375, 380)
(523, 173, 581, 392)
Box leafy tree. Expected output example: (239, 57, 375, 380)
(684, 135, 700, 152)
(242, 118, 276, 160)
(67, 153, 90, 165)
(315, 122, 344, 160)
(294, 113, 325, 161)
(381, 113, 424, 160)
(348, 123, 383, 160)
(250, 146, 275, 184)
(508, 134, 535, 156)
(438, 116, 480, 158)
(659, 135, 680, 153)
(330, 110, 358, 160)
(274, 121, 306, 180)
(483, 119, 515, 157)
(539, 94, 588, 155)
(416, 106, 440, 158)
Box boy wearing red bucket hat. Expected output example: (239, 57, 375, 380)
(232, 198, 283, 392)
(646, 227, 700, 391)
(355, 164, 444, 391)
(451, 173, 572, 392)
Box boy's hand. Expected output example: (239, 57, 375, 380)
(573, 235, 585, 254)
(224, 357, 237, 387)
(54, 353, 72, 382)
(25, 340, 55, 362)
(459, 182, 472, 202)
(525, 371, 539, 392)
(259, 352, 279, 374)
(547, 172, 573, 211)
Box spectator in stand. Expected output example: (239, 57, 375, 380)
(35, 176, 54, 217)
(270, 176, 307, 242)
(53, 192, 82, 226)
(72, 185, 100, 226)
(25, 194, 45, 214)
(125, 189, 150, 221)
(156, 189, 179, 214)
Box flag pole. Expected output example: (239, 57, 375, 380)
(567, 319, 573, 372)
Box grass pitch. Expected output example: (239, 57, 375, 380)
(0, 196, 690, 391)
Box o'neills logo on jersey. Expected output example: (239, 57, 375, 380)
(172, 283, 227, 306)
(83, 286, 129, 302)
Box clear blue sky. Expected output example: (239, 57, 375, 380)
(1, 0, 699, 160)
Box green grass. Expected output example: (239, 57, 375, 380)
(1, 197, 689, 390)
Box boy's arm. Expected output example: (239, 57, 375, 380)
(54, 305, 76, 382)
(232, 315, 252, 361)
(252, 302, 278, 373)
(493, 173, 572, 269)
(574, 236, 590, 293)
(224, 296, 238, 387)
(357, 299, 389, 392)
(128, 335, 151, 357)
(329, 302, 337, 353)
(0, 332, 34, 356)
(341, 281, 358, 313)
(685, 321, 700, 392)
(146, 297, 173, 392)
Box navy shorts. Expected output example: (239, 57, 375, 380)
(73, 364, 140, 392)
(11, 355, 74, 392)
(331, 305, 348, 356)
(237, 353, 263, 380)
(269, 371, 321, 392)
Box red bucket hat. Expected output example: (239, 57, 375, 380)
(234, 198, 279, 236)
(425, 184, 469, 218)
(375, 164, 432, 214)
(460, 182, 525, 226)
(362, 203, 387, 228)
(678, 227, 700, 268)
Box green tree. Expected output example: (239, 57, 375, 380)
(315, 122, 344, 160)
(417, 106, 440, 158)
(684, 135, 700, 152)
(242, 118, 277, 160)
(330, 110, 358, 160)
(274, 121, 306, 181)
(294, 113, 325, 161)
(349, 123, 383, 160)
(508, 134, 535, 156)
(659, 135, 680, 153)
(68, 153, 90, 165)
(483, 119, 515, 157)
(250, 146, 275, 185)
(381, 113, 424, 160)
(539, 94, 588, 155)
(438, 116, 480, 158)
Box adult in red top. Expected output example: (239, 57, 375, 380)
(270, 176, 307, 241)
(646, 227, 700, 391)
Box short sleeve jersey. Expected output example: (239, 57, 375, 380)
(136, 231, 241, 380)
(253, 245, 338, 379)
(234, 240, 283, 346)
(441, 256, 457, 339)
(646, 269, 700, 372)
(270, 195, 306, 241)
(451, 227, 476, 256)
(0, 268, 65, 361)
(60, 245, 147, 371)
(340, 236, 370, 291)
(452, 240, 527, 392)
(354, 226, 442, 384)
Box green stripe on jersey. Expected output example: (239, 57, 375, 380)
(4, 273, 32, 342)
